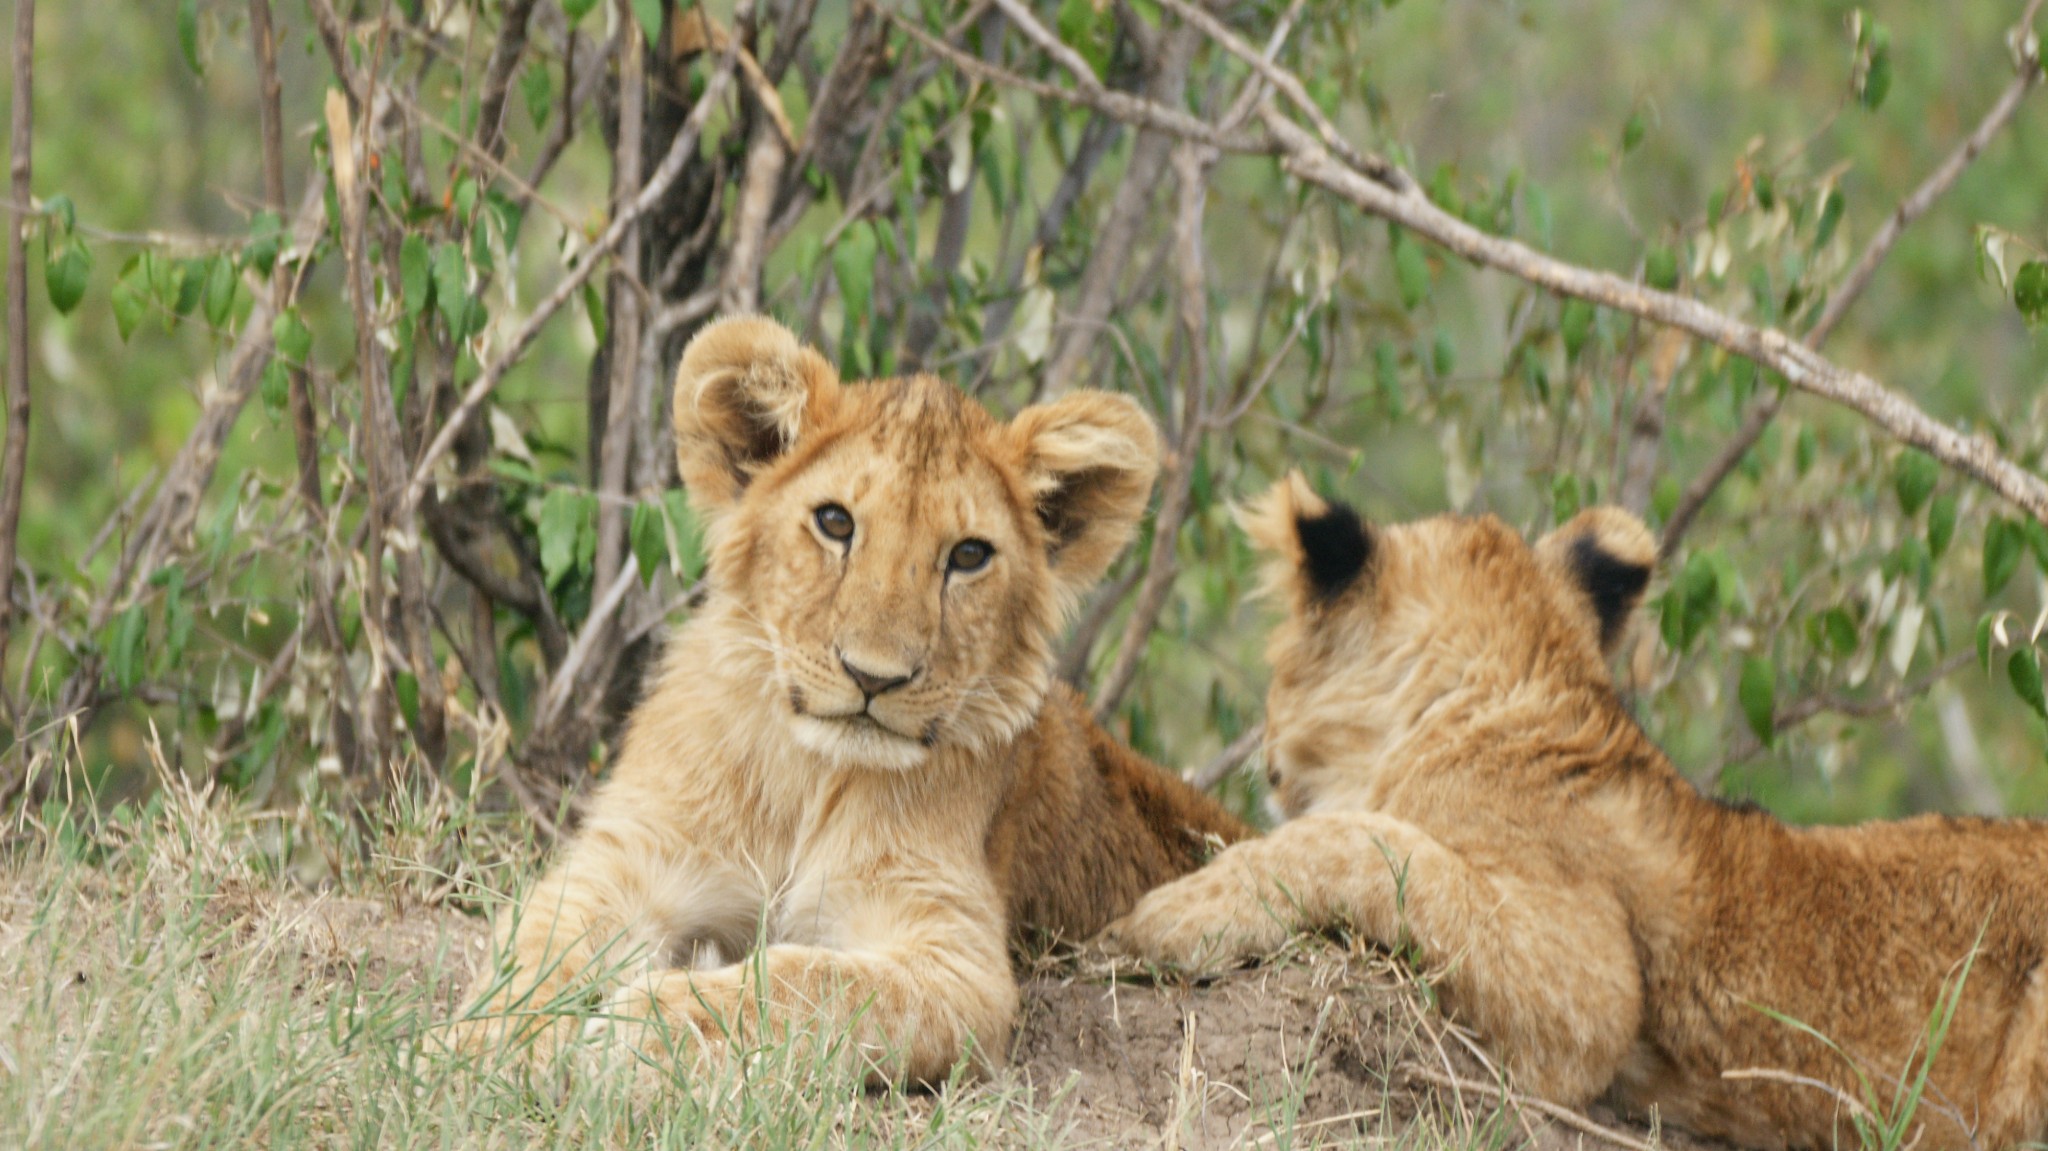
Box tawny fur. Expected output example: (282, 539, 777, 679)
(1101, 472, 2048, 1151)
(454, 316, 1248, 1083)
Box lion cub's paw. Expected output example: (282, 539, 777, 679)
(1095, 870, 1291, 975)
(590, 970, 735, 1088)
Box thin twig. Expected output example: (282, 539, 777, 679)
(1095, 142, 1216, 718)
(327, 89, 400, 769)
(0, 0, 35, 722)
(889, 12, 1270, 156)
(1149, 0, 1401, 189)
(592, 12, 646, 609)
(1402, 1066, 1660, 1151)
(1191, 723, 1264, 792)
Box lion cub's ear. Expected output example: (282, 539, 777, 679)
(1007, 392, 1162, 603)
(1534, 507, 1656, 656)
(1237, 471, 1373, 608)
(673, 315, 842, 516)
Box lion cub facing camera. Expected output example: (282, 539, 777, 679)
(1102, 473, 2048, 1150)
(454, 316, 1248, 1081)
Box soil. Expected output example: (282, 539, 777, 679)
(260, 894, 1728, 1151)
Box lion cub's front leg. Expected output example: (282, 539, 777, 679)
(451, 821, 740, 1061)
(1099, 810, 1642, 1105)
(603, 893, 1019, 1086)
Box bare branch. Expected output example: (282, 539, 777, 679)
(1261, 108, 2048, 526)
(1191, 723, 1263, 792)
(1095, 142, 1216, 718)
(1149, 0, 1401, 188)
(328, 89, 403, 767)
(593, 14, 647, 606)
(0, 0, 34, 720)
(1044, 27, 1198, 396)
(719, 120, 786, 316)
(474, 0, 540, 161)
(1660, 0, 2044, 555)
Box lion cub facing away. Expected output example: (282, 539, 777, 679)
(456, 317, 1247, 1080)
(1102, 473, 2048, 1150)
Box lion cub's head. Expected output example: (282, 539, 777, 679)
(1240, 473, 1656, 817)
(671, 316, 1159, 771)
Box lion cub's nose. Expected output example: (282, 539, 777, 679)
(840, 655, 914, 700)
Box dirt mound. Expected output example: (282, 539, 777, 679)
(1010, 949, 1719, 1150)
(255, 895, 1715, 1149)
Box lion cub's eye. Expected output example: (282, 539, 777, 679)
(815, 503, 855, 542)
(947, 539, 994, 573)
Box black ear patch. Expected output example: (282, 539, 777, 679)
(1569, 534, 1651, 650)
(1296, 501, 1372, 601)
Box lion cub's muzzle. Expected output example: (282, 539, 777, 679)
(782, 643, 946, 764)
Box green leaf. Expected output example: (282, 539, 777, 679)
(1859, 29, 1892, 110)
(1794, 425, 1817, 477)
(1739, 656, 1776, 747)
(582, 281, 606, 344)
(1644, 247, 1679, 291)
(1978, 615, 1996, 673)
(1393, 234, 1430, 310)
(631, 501, 667, 585)
(112, 256, 148, 340)
(629, 0, 663, 47)
(394, 671, 421, 732)
(1927, 492, 1958, 561)
(1892, 449, 1938, 516)
(259, 359, 290, 419)
(1660, 552, 1721, 653)
(163, 578, 193, 670)
(109, 605, 148, 693)
(432, 242, 468, 332)
(1055, 0, 1112, 77)
(400, 234, 432, 317)
(2011, 648, 2047, 720)
(1986, 517, 2023, 597)
(42, 193, 74, 235)
(1814, 190, 1845, 250)
(833, 221, 879, 321)
(44, 238, 91, 315)
(537, 488, 587, 589)
(1821, 607, 1858, 657)
(272, 309, 312, 364)
(1620, 110, 1646, 154)
(1373, 341, 1404, 412)
(246, 210, 284, 277)
(662, 489, 703, 579)
(2014, 261, 2048, 323)
(561, 0, 600, 20)
(520, 62, 554, 131)
(177, 0, 204, 75)
(172, 257, 206, 317)
(1560, 298, 1595, 362)
(202, 253, 236, 328)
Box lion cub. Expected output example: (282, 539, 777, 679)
(1103, 473, 2048, 1150)
(454, 317, 1248, 1081)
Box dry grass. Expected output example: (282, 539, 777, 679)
(0, 770, 1699, 1151)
